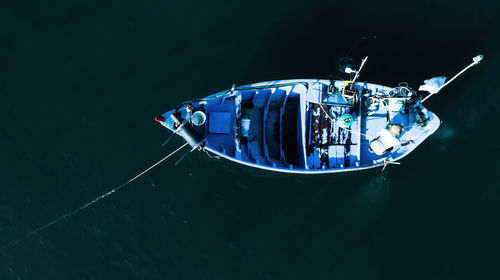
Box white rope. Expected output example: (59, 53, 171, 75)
(1, 142, 189, 249)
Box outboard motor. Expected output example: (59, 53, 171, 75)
(170, 114, 204, 150)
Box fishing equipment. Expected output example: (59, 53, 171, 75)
(420, 55, 483, 103)
(348, 56, 368, 88)
(337, 113, 354, 128)
(153, 55, 482, 174)
(1, 143, 189, 249)
(191, 111, 206, 126)
(4, 53, 483, 250)
(168, 114, 204, 150)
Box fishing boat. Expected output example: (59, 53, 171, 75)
(156, 55, 483, 174)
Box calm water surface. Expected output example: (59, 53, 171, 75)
(1, 0, 499, 279)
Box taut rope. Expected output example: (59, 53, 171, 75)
(1, 142, 188, 250)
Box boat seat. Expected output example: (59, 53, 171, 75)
(369, 129, 401, 155)
(209, 112, 231, 134)
(282, 95, 300, 164)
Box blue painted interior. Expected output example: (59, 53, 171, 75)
(160, 79, 440, 173)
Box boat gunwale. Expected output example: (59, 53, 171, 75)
(161, 78, 441, 174)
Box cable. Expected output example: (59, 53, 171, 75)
(203, 148, 221, 159)
(1, 142, 189, 250)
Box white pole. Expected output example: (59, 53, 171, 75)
(350, 56, 368, 88)
(421, 54, 483, 103)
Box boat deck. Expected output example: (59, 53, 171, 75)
(160, 79, 440, 174)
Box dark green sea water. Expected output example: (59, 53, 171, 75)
(1, 1, 499, 279)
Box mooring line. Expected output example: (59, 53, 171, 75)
(1, 142, 189, 250)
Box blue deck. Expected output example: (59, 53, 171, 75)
(204, 97, 236, 157)
(159, 79, 440, 174)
